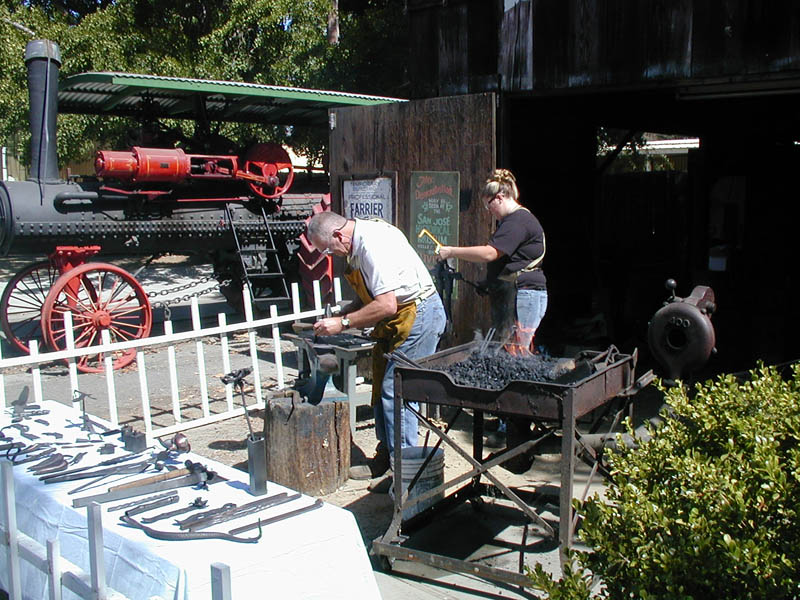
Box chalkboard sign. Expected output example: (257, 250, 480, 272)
(409, 171, 460, 269)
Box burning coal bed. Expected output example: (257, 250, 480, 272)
(437, 349, 573, 390)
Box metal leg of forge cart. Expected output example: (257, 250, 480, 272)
(560, 390, 577, 559)
(373, 383, 560, 588)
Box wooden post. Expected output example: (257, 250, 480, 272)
(264, 393, 350, 495)
(210, 563, 232, 600)
(1, 460, 22, 600)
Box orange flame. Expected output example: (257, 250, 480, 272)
(504, 322, 536, 357)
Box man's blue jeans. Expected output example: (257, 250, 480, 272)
(515, 288, 548, 351)
(374, 294, 447, 452)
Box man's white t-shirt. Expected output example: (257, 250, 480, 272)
(348, 219, 435, 305)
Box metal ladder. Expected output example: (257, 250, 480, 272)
(225, 203, 291, 307)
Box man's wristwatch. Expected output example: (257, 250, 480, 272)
(340, 316, 351, 328)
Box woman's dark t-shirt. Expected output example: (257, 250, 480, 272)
(486, 208, 546, 290)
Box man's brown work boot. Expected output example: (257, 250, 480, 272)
(349, 442, 390, 480)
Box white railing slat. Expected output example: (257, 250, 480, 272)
(136, 350, 153, 444)
(100, 330, 119, 427)
(1, 460, 22, 600)
(243, 286, 263, 405)
(291, 281, 301, 315)
(164, 320, 182, 423)
(30, 339, 44, 408)
(0, 343, 5, 408)
(218, 313, 234, 412)
(191, 298, 210, 418)
(270, 304, 284, 389)
(313, 279, 322, 311)
(211, 562, 233, 600)
(47, 538, 62, 600)
(87, 503, 107, 599)
(63, 312, 79, 397)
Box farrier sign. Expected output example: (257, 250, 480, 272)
(342, 175, 395, 224)
(410, 171, 460, 269)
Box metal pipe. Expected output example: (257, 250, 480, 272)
(25, 40, 61, 184)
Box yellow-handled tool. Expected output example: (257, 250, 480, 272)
(417, 228, 443, 254)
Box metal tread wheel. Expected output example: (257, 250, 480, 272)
(0, 260, 58, 354)
(41, 262, 152, 373)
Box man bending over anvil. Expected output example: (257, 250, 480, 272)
(308, 212, 446, 492)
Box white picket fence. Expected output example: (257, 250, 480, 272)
(0, 277, 342, 599)
(0, 278, 343, 447)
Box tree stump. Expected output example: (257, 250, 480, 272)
(264, 392, 351, 495)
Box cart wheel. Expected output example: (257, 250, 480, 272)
(243, 142, 295, 199)
(0, 260, 59, 354)
(41, 263, 152, 373)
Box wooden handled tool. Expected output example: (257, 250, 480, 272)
(108, 467, 190, 492)
(417, 228, 443, 254)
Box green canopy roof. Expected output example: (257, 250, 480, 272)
(58, 72, 405, 126)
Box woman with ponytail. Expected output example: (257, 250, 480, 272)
(439, 169, 548, 453)
(439, 168, 548, 352)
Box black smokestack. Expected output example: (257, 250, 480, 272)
(25, 39, 61, 183)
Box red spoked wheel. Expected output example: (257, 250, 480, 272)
(0, 260, 59, 354)
(243, 142, 295, 199)
(41, 263, 152, 373)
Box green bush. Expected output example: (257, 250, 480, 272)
(533, 364, 800, 599)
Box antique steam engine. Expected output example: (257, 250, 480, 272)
(0, 40, 329, 372)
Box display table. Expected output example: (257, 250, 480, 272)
(0, 401, 381, 600)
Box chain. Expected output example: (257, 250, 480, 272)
(146, 275, 216, 299)
(147, 275, 233, 321)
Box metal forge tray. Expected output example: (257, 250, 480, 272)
(395, 342, 637, 421)
(373, 342, 647, 589)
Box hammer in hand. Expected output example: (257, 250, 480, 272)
(417, 228, 443, 255)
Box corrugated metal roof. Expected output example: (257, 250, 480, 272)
(58, 72, 405, 126)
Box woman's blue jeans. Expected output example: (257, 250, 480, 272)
(374, 294, 447, 452)
(515, 288, 548, 351)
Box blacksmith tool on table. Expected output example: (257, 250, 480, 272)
(121, 494, 180, 517)
(73, 390, 103, 441)
(28, 450, 83, 475)
(120, 513, 262, 543)
(180, 492, 301, 531)
(107, 491, 179, 512)
(40, 448, 150, 483)
(72, 460, 216, 508)
(220, 368, 268, 496)
(141, 497, 208, 524)
(228, 498, 323, 535)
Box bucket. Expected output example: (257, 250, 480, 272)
(391, 446, 445, 520)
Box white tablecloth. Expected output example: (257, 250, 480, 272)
(0, 401, 381, 600)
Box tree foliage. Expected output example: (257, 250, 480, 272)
(0, 0, 407, 166)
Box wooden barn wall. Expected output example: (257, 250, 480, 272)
(409, 0, 800, 95)
(408, 0, 500, 98)
(328, 94, 496, 345)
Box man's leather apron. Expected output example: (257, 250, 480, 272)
(344, 266, 417, 405)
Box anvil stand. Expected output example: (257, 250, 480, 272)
(220, 369, 267, 496)
(284, 332, 374, 437)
